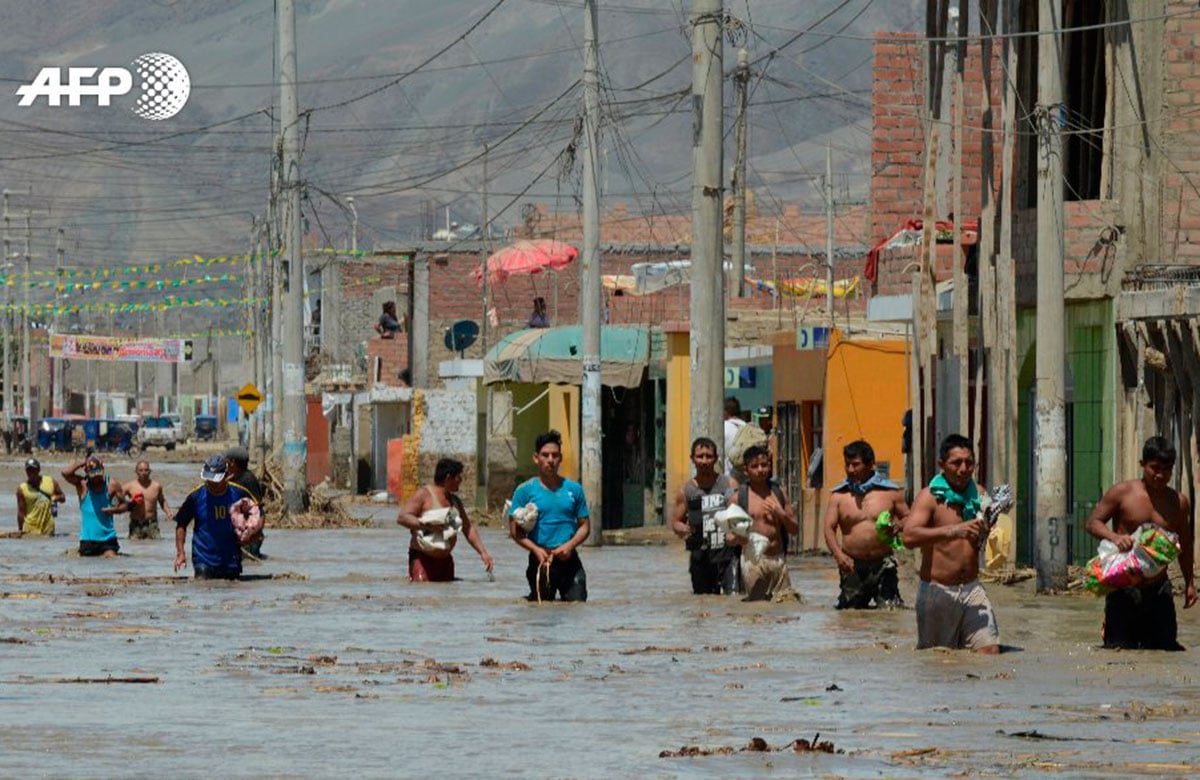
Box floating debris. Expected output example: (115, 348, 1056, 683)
(661, 735, 840, 758)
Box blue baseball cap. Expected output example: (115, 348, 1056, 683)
(201, 454, 228, 482)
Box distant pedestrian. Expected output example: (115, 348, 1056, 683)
(174, 455, 258, 580)
(226, 446, 266, 559)
(508, 430, 590, 602)
(122, 460, 172, 540)
(374, 301, 401, 338)
(723, 397, 746, 476)
(527, 296, 549, 328)
(62, 455, 129, 557)
(397, 458, 493, 582)
(16, 457, 66, 536)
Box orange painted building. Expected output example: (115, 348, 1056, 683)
(820, 330, 909, 497)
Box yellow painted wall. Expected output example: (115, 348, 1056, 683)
(821, 330, 909, 496)
(548, 384, 580, 480)
(665, 330, 692, 505)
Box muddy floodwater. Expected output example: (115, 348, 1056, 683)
(1, 458, 1198, 777)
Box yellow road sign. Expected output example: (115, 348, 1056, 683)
(236, 383, 264, 414)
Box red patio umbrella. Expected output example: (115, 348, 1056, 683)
(472, 239, 578, 287)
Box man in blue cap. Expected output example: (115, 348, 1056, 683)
(174, 454, 258, 580)
(63, 454, 129, 557)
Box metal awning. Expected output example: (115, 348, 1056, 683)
(484, 325, 649, 388)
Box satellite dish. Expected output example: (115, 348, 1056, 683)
(444, 320, 479, 358)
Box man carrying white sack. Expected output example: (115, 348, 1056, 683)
(398, 458, 493, 583)
(508, 430, 590, 602)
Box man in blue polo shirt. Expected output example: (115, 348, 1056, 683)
(174, 455, 256, 580)
(508, 430, 590, 602)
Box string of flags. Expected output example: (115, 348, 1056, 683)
(1, 296, 267, 316)
(0, 274, 241, 291)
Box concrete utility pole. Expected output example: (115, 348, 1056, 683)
(53, 228, 63, 416)
(730, 47, 749, 299)
(581, 0, 603, 546)
(278, 0, 307, 513)
(688, 0, 725, 459)
(22, 214, 31, 422)
(825, 142, 835, 327)
(1035, 0, 1068, 592)
(480, 143, 492, 509)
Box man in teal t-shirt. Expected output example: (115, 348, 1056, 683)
(508, 430, 590, 602)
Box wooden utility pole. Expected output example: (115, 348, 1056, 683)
(731, 47, 749, 298)
(1035, 0, 1068, 591)
(999, 0, 1019, 489)
(689, 0, 725, 461)
(480, 143, 494, 510)
(22, 213, 30, 423)
(978, 0, 999, 485)
(1, 193, 10, 432)
(581, 0, 603, 545)
(951, 2, 968, 439)
(53, 228, 63, 417)
(278, 0, 307, 513)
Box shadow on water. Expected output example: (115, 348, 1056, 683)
(0, 460, 1197, 777)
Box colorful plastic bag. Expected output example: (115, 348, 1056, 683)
(1083, 523, 1179, 595)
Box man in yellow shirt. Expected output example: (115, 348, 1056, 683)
(17, 458, 66, 536)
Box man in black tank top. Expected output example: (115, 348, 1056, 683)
(669, 437, 740, 595)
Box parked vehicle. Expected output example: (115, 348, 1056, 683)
(194, 415, 218, 441)
(36, 418, 73, 452)
(137, 416, 178, 451)
(97, 419, 138, 454)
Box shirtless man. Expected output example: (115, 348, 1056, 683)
(123, 460, 172, 540)
(733, 445, 799, 601)
(1085, 436, 1196, 650)
(669, 437, 739, 595)
(902, 434, 999, 654)
(824, 440, 909, 609)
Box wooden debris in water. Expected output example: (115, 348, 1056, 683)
(479, 657, 530, 670)
(3, 675, 160, 684)
(660, 735, 841, 758)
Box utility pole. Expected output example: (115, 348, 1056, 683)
(53, 228, 63, 416)
(480, 143, 492, 509)
(730, 47, 749, 299)
(278, 0, 306, 513)
(824, 142, 835, 327)
(1, 192, 10, 433)
(1035, 0, 1068, 592)
(22, 213, 31, 422)
(581, 0, 603, 546)
(951, 1, 969, 440)
(347, 195, 357, 253)
(689, 0, 725, 461)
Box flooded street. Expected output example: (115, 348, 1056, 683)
(1, 458, 1198, 777)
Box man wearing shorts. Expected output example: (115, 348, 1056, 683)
(174, 455, 257, 580)
(508, 430, 590, 602)
(824, 440, 909, 609)
(1085, 436, 1195, 650)
(669, 437, 739, 595)
(63, 455, 129, 557)
(902, 434, 999, 653)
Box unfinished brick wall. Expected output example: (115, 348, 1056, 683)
(1160, 2, 1200, 265)
(421, 249, 867, 383)
(870, 33, 1003, 296)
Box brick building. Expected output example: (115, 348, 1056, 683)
(868, 1, 1200, 567)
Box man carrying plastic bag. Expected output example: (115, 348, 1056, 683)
(1085, 436, 1196, 650)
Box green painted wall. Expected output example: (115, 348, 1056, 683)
(1015, 299, 1115, 565)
